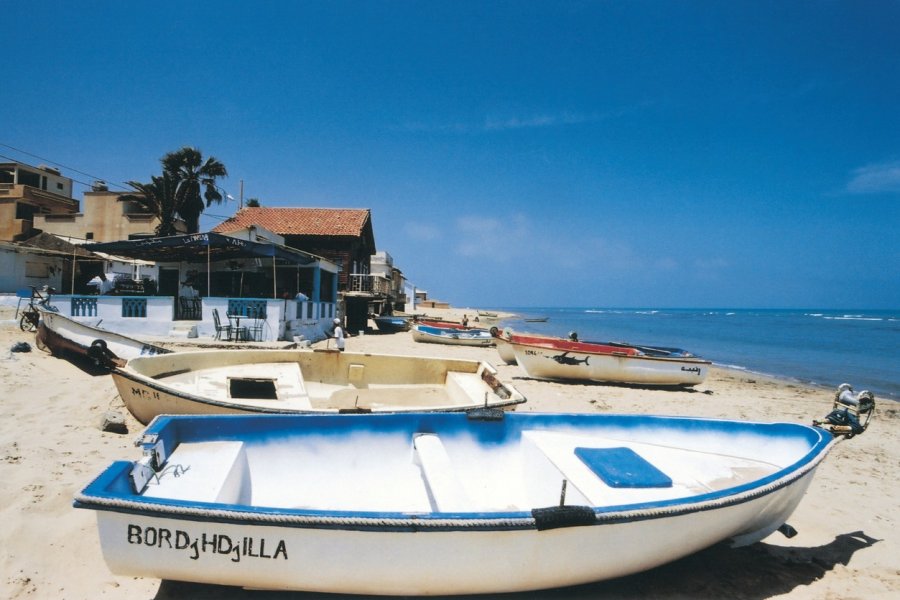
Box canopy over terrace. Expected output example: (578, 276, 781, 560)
(83, 233, 338, 301)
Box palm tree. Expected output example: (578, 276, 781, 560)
(119, 172, 181, 236)
(161, 146, 228, 233)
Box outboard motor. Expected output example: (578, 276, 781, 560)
(814, 383, 875, 438)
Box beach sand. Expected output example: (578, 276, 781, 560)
(1, 305, 897, 599)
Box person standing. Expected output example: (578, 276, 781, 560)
(332, 317, 346, 351)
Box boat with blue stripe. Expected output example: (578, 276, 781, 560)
(74, 386, 874, 595)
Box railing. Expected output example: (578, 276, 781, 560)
(227, 298, 268, 318)
(121, 297, 148, 318)
(71, 296, 98, 317)
(347, 273, 393, 295)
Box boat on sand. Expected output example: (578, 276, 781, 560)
(35, 307, 170, 368)
(74, 387, 874, 595)
(503, 329, 711, 386)
(372, 315, 410, 333)
(113, 348, 524, 424)
(411, 323, 494, 347)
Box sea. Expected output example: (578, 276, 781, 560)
(489, 307, 899, 402)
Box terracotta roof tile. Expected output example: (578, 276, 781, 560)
(212, 207, 370, 237)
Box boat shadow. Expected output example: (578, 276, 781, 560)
(152, 530, 878, 600)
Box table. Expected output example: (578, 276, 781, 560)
(226, 314, 250, 342)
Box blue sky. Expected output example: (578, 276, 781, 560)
(2, 1, 898, 309)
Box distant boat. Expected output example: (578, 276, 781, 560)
(503, 330, 711, 386)
(411, 323, 495, 347)
(74, 399, 869, 595)
(112, 348, 524, 424)
(524, 317, 549, 323)
(372, 315, 410, 333)
(415, 319, 472, 330)
(34, 308, 170, 368)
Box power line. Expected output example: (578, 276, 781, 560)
(0, 142, 238, 200)
(0, 142, 130, 190)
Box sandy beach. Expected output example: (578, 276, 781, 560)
(1, 306, 897, 599)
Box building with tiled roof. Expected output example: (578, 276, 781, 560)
(213, 207, 376, 292)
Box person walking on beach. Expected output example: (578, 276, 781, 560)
(332, 317, 346, 351)
(462, 314, 469, 327)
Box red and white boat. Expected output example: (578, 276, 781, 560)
(502, 329, 711, 386)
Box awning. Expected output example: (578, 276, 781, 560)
(83, 233, 322, 267)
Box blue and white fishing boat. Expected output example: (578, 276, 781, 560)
(411, 323, 494, 347)
(74, 386, 874, 595)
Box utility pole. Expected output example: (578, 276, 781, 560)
(239, 179, 244, 208)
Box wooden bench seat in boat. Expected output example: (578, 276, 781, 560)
(413, 433, 474, 512)
(142, 441, 249, 504)
(162, 362, 312, 409)
(444, 371, 486, 406)
(522, 430, 779, 507)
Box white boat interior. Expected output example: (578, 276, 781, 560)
(123, 349, 520, 412)
(137, 421, 812, 515)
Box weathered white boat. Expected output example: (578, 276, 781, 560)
(411, 323, 495, 347)
(113, 349, 524, 424)
(506, 330, 711, 386)
(35, 307, 170, 368)
(74, 394, 871, 595)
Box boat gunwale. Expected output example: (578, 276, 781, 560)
(74, 414, 834, 532)
(508, 336, 712, 365)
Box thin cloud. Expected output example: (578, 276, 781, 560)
(401, 103, 652, 135)
(404, 221, 442, 241)
(846, 159, 900, 194)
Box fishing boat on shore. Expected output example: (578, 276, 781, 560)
(112, 348, 523, 424)
(372, 315, 410, 333)
(411, 323, 495, 347)
(34, 307, 170, 368)
(74, 386, 874, 595)
(503, 329, 711, 386)
(490, 326, 519, 364)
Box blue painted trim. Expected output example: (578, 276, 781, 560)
(75, 412, 832, 532)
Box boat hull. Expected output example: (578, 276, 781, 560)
(373, 316, 410, 332)
(113, 349, 524, 424)
(511, 339, 710, 386)
(411, 324, 494, 346)
(35, 308, 169, 367)
(76, 412, 833, 595)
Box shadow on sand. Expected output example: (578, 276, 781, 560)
(153, 530, 878, 600)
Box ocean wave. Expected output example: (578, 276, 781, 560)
(823, 316, 883, 321)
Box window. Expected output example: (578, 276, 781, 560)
(15, 203, 37, 220)
(85, 232, 94, 240)
(17, 170, 40, 188)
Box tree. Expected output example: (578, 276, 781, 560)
(245, 197, 261, 207)
(119, 172, 181, 236)
(161, 146, 228, 233)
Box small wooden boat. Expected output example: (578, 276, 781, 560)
(372, 315, 410, 333)
(411, 323, 495, 346)
(112, 349, 524, 424)
(75, 390, 873, 595)
(415, 319, 471, 329)
(34, 307, 170, 368)
(524, 317, 549, 323)
(504, 330, 711, 386)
